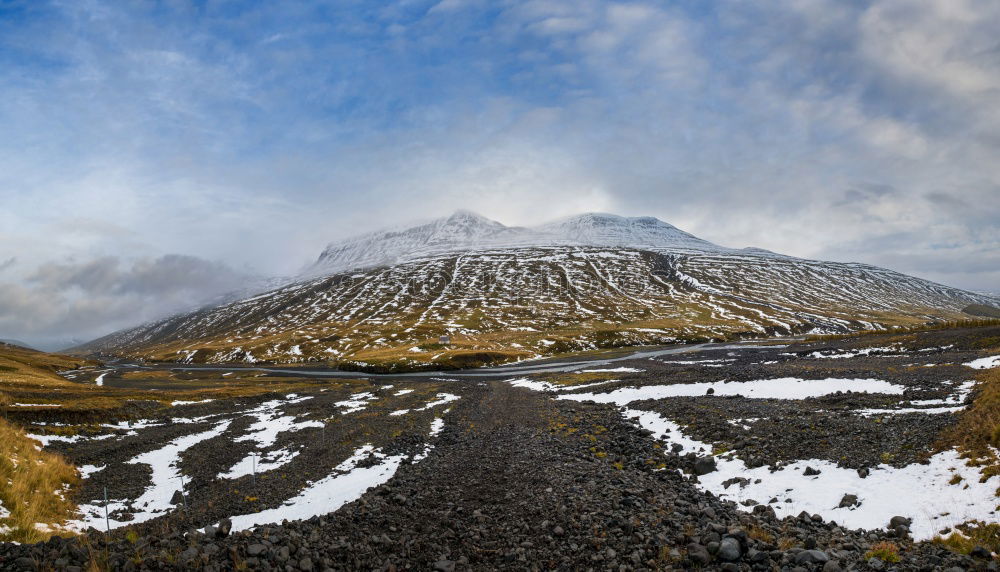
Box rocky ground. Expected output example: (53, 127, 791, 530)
(2, 325, 1000, 570)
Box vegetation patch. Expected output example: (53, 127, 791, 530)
(932, 522, 1000, 555)
(864, 541, 902, 563)
(0, 419, 79, 543)
(938, 363, 1000, 484)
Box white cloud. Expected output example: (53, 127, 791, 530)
(2, 0, 998, 345)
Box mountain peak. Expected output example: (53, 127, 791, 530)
(446, 209, 491, 222)
(534, 212, 710, 250)
(311, 210, 726, 275)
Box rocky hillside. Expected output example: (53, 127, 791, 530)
(74, 211, 998, 368)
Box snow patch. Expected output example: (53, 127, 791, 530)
(559, 378, 906, 403)
(964, 355, 1000, 370)
(625, 409, 1000, 540)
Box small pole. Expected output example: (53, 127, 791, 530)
(103, 486, 110, 533)
(251, 453, 257, 486)
(322, 423, 326, 444)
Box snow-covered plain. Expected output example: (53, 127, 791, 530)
(219, 448, 300, 480)
(334, 392, 377, 413)
(505, 371, 1000, 541)
(558, 378, 906, 403)
(228, 415, 450, 532)
(626, 409, 998, 540)
(72, 420, 233, 530)
(229, 444, 405, 532)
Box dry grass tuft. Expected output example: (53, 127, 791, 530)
(747, 524, 775, 544)
(0, 419, 80, 543)
(864, 541, 902, 563)
(938, 365, 1000, 483)
(932, 522, 1000, 555)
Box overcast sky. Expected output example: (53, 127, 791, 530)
(1, 0, 998, 349)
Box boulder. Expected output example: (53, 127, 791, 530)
(694, 456, 718, 475)
(838, 494, 860, 508)
(717, 537, 742, 561)
(795, 550, 830, 564)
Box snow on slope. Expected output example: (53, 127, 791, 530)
(78, 243, 999, 365)
(73, 210, 1000, 365)
(534, 213, 723, 252)
(310, 211, 729, 276)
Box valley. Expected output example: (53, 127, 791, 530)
(4, 212, 1000, 569)
(3, 324, 999, 569)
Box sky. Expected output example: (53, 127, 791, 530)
(1, 0, 998, 349)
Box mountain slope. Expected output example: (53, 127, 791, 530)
(77, 211, 999, 369)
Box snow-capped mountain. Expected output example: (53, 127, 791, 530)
(310, 211, 728, 275)
(77, 211, 1000, 369)
(533, 213, 723, 252)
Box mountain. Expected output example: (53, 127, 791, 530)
(309, 211, 728, 276)
(0, 339, 37, 351)
(76, 211, 1000, 369)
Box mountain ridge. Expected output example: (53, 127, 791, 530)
(310, 210, 732, 277)
(73, 208, 1000, 369)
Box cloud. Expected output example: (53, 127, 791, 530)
(0, 255, 252, 350)
(1, 0, 998, 346)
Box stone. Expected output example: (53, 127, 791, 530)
(795, 550, 830, 564)
(216, 518, 232, 538)
(857, 467, 869, 479)
(838, 494, 860, 508)
(717, 537, 742, 561)
(686, 543, 711, 566)
(433, 560, 455, 572)
(971, 546, 992, 559)
(179, 547, 199, 563)
(803, 466, 821, 476)
(888, 516, 912, 529)
(247, 544, 267, 557)
(694, 456, 717, 475)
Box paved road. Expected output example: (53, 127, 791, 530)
(95, 339, 790, 382)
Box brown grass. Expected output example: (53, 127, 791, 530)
(747, 524, 775, 544)
(937, 365, 1000, 483)
(0, 419, 80, 542)
(806, 318, 1000, 342)
(864, 541, 902, 563)
(932, 522, 1000, 554)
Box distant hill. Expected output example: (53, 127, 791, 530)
(73, 211, 1000, 370)
(963, 303, 1000, 318)
(0, 339, 37, 351)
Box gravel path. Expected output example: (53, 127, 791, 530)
(2, 381, 992, 570)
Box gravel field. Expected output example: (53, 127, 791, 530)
(3, 326, 999, 570)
